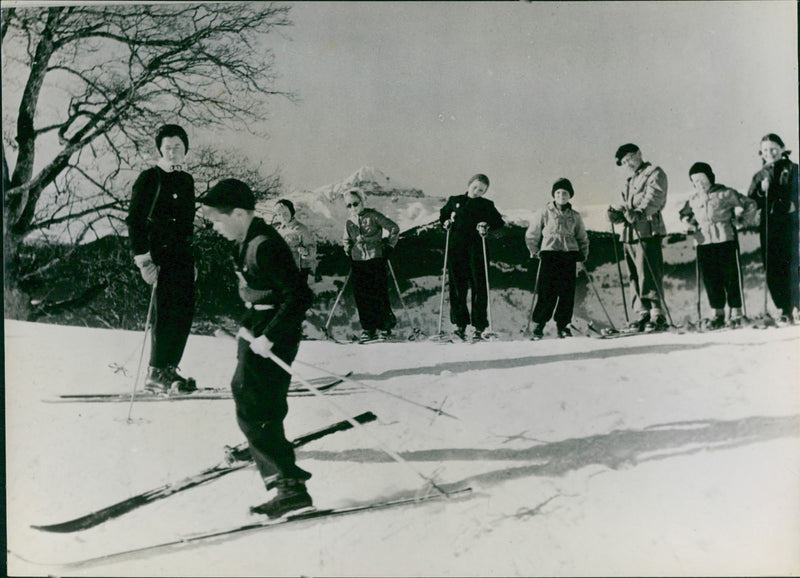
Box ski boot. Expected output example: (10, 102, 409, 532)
(452, 326, 468, 341)
(644, 314, 668, 333)
(530, 324, 544, 341)
(250, 477, 313, 519)
(628, 313, 649, 333)
(557, 327, 572, 338)
(702, 315, 726, 331)
(357, 329, 377, 343)
(145, 366, 197, 395)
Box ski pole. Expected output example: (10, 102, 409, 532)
(630, 227, 675, 327)
(127, 280, 157, 422)
(238, 328, 450, 497)
(480, 233, 496, 338)
(695, 243, 702, 324)
(762, 187, 770, 319)
(291, 358, 461, 421)
(610, 221, 629, 324)
(324, 271, 351, 339)
(522, 256, 542, 335)
(733, 229, 747, 318)
(581, 265, 617, 332)
(436, 227, 451, 337)
(387, 259, 423, 340)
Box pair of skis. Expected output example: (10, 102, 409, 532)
(46, 372, 353, 403)
(27, 411, 472, 568)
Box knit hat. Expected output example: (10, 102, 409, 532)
(551, 177, 574, 198)
(688, 162, 715, 185)
(200, 179, 255, 210)
(615, 143, 639, 166)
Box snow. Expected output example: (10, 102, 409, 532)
(5, 316, 800, 576)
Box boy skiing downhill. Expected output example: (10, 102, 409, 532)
(200, 179, 314, 519)
(126, 124, 197, 394)
(679, 162, 758, 329)
(439, 174, 504, 341)
(525, 178, 589, 339)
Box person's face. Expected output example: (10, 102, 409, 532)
(159, 136, 186, 165)
(553, 189, 572, 206)
(467, 180, 488, 198)
(275, 203, 292, 225)
(760, 140, 784, 164)
(619, 150, 643, 174)
(691, 173, 712, 194)
(345, 195, 362, 215)
(203, 206, 242, 242)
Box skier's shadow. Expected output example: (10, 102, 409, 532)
(349, 342, 718, 381)
(299, 414, 800, 490)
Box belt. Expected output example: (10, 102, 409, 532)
(245, 302, 275, 311)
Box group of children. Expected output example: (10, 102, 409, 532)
(127, 124, 797, 521)
(340, 133, 799, 342)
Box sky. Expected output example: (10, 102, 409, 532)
(221, 1, 798, 210)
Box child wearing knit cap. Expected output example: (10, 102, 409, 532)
(679, 162, 758, 329)
(525, 178, 590, 339)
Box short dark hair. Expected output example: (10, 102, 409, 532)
(275, 199, 296, 218)
(200, 178, 255, 211)
(468, 173, 490, 187)
(156, 124, 189, 154)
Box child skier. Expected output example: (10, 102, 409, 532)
(525, 178, 589, 339)
(342, 188, 399, 342)
(679, 162, 758, 329)
(439, 173, 504, 341)
(747, 133, 799, 323)
(200, 179, 314, 519)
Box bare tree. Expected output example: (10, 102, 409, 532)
(2, 3, 294, 315)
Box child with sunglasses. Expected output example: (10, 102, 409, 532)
(342, 189, 399, 342)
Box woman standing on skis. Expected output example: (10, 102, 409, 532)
(747, 133, 799, 323)
(679, 162, 758, 329)
(342, 188, 399, 342)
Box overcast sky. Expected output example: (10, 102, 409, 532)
(220, 1, 798, 210)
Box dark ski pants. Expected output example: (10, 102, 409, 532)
(232, 335, 307, 485)
(624, 237, 664, 317)
(697, 241, 742, 311)
(447, 242, 489, 332)
(150, 258, 194, 368)
(531, 251, 578, 330)
(760, 214, 800, 316)
(351, 258, 396, 332)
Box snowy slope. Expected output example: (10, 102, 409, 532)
(5, 318, 800, 576)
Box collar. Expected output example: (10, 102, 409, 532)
(157, 158, 183, 173)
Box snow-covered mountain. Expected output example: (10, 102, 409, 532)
(256, 166, 446, 243)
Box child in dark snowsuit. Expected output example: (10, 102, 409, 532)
(439, 174, 504, 340)
(747, 133, 800, 323)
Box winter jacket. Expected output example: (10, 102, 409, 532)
(235, 217, 312, 343)
(439, 193, 505, 247)
(127, 166, 195, 264)
(747, 157, 799, 221)
(343, 208, 399, 262)
(678, 184, 758, 246)
(610, 162, 668, 242)
(525, 201, 589, 261)
(275, 218, 317, 272)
